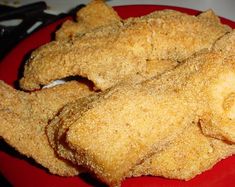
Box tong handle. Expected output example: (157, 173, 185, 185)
(0, 1, 47, 20)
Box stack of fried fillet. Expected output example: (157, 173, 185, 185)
(1, 0, 235, 186)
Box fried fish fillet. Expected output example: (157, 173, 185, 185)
(45, 58, 178, 165)
(46, 94, 100, 165)
(0, 81, 92, 176)
(55, 0, 121, 40)
(64, 49, 235, 186)
(213, 29, 235, 54)
(19, 9, 230, 91)
(131, 124, 235, 180)
(200, 30, 235, 143)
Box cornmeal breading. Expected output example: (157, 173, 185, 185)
(199, 30, 235, 143)
(55, 0, 121, 40)
(46, 58, 178, 165)
(19, 9, 230, 91)
(212, 30, 235, 54)
(65, 48, 235, 186)
(46, 94, 99, 164)
(0, 1, 235, 186)
(0, 81, 92, 176)
(131, 124, 235, 180)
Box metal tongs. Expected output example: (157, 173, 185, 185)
(0, 1, 84, 60)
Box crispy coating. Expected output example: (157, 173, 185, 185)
(66, 82, 203, 186)
(130, 59, 179, 83)
(55, 20, 83, 41)
(199, 30, 235, 143)
(131, 124, 235, 180)
(19, 9, 230, 91)
(46, 94, 99, 164)
(45, 58, 178, 165)
(145, 9, 231, 60)
(0, 81, 92, 176)
(2, 1, 234, 184)
(213, 29, 235, 54)
(65, 49, 235, 186)
(55, 0, 121, 40)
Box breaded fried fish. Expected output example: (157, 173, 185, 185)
(65, 49, 235, 186)
(46, 94, 99, 164)
(19, 9, 230, 91)
(0, 81, 92, 176)
(200, 30, 235, 143)
(55, 0, 121, 40)
(131, 124, 235, 180)
(45, 58, 178, 165)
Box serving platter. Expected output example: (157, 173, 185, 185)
(0, 5, 235, 187)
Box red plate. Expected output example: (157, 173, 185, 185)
(0, 5, 235, 187)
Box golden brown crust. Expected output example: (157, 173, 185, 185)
(20, 9, 230, 91)
(131, 124, 235, 180)
(55, 0, 121, 40)
(75, 0, 121, 28)
(55, 20, 84, 41)
(46, 94, 99, 164)
(198, 30, 235, 143)
(45, 58, 178, 166)
(0, 81, 92, 176)
(213, 29, 235, 54)
(1, 2, 235, 185)
(64, 46, 235, 185)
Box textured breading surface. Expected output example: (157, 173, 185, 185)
(45, 58, 178, 165)
(64, 48, 235, 186)
(55, 0, 121, 40)
(199, 30, 235, 143)
(131, 124, 235, 180)
(0, 81, 92, 176)
(46, 94, 99, 164)
(213, 30, 235, 54)
(19, 9, 230, 91)
(1, 1, 235, 186)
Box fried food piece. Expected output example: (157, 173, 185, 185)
(46, 94, 99, 165)
(64, 49, 235, 186)
(45, 58, 178, 165)
(130, 59, 179, 83)
(19, 9, 230, 91)
(65, 83, 202, 186)
(0, 81, 92, 176)
(200, 30, 235, 143)
(145, 9, 231, 60)
(55, 20, 82, 40)
(213, 30, 235, 54)
(55, 0, 121, 40)
(131, 124, 235, 180)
